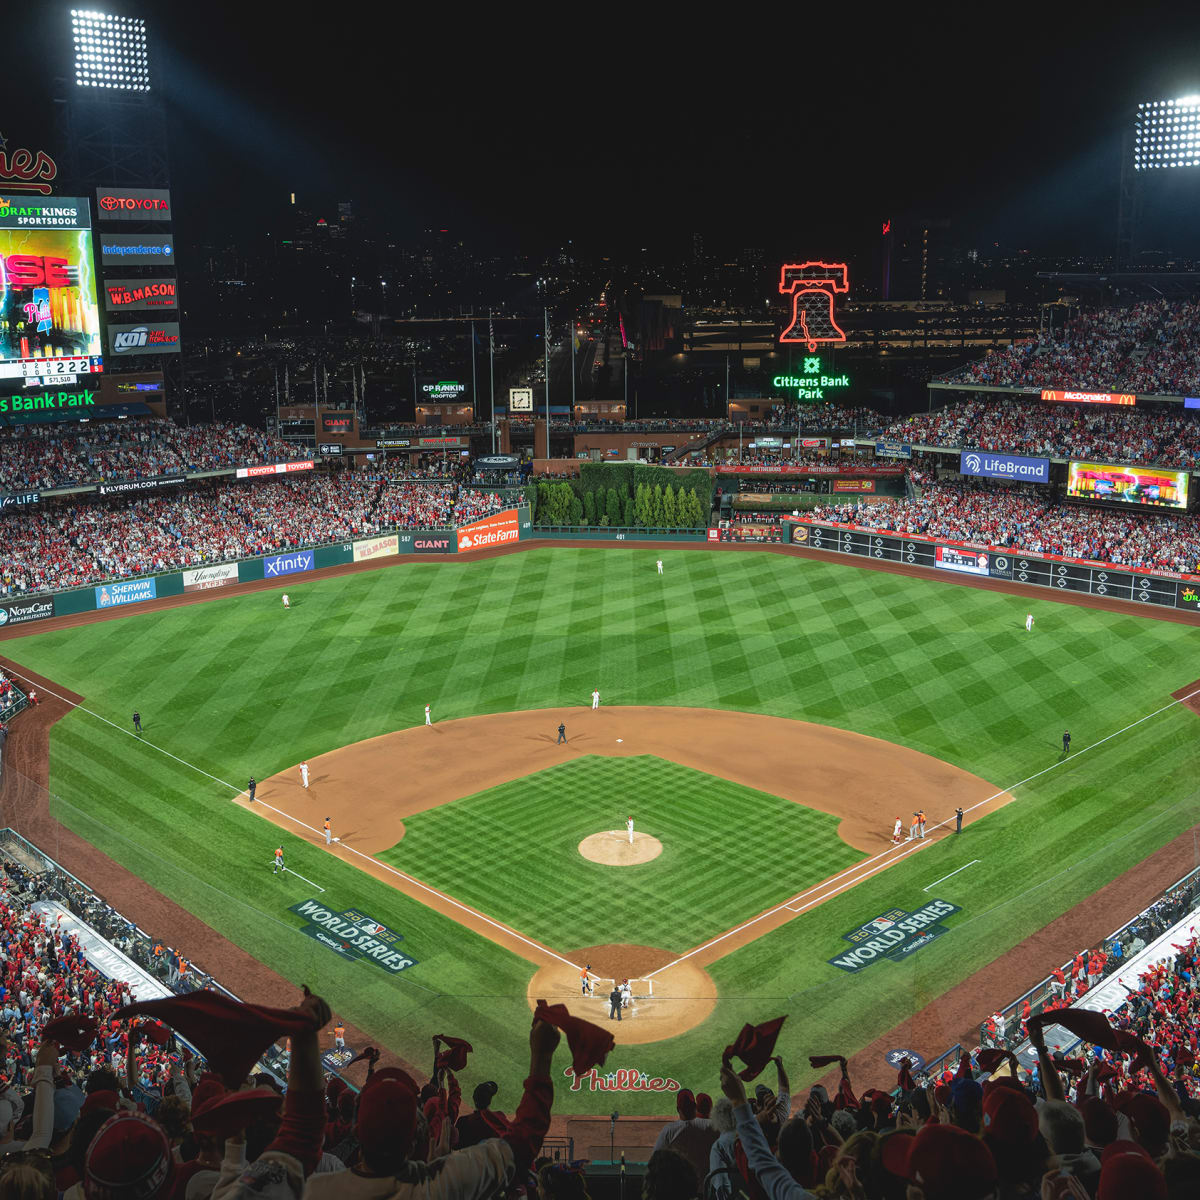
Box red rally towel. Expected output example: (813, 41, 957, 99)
(1028, 1008, 1121, 1053)
(434, 1035, 473, 1072)
(808, 1055, 846, 1071)
(42, 1014, 97, 1052)
(975, 1048, 1017, 1075)
(724, 1017, 786, 1081)
(533, 1000, 615, 1076)
(115, 991, 321, 1088)
(896, 1058, 917, 1092)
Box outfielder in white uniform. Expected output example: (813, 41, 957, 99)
(1025, 613, 1033, 632)
(592, 689, 600, 711)
(656, 560, 663, 575)
(300, 761, 309, 789)
(282, 594, 290, 609)
(626, 815, 634, 845)
(425, 704, 432, 726)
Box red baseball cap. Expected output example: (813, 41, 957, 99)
(880, 1124, 997, 1200)
(1098, 1139, 1166, 1200)
(980, 1085, 1038, 1146)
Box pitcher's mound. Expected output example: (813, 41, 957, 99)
(579, 831, 662, 865)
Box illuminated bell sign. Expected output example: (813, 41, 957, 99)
(779, 261, 849, 352)
(773, 357, 850, 401)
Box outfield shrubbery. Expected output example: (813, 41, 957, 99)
(524, 462, 712, 528)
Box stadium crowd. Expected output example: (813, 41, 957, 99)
(0, 474, 512, 596)
(808, 481, 1200, 572)
(948, 299, 1200, 396)
(883, 397, 1200, 469)
(0, 421, 303, 492)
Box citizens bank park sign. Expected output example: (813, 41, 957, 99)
(288, 900, 417, 975)
(829, 900, 961, 973)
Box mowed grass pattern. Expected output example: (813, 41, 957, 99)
(7, 546, 1200, 1111)
(382, 756, 860, 951)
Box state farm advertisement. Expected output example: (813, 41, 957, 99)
(457, 508, 520, 552)
(236, 460, 314, 479)
(352, 535, 399, 562)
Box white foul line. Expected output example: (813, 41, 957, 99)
(645, 684, 1200, 979)
(922, 859, 981, 893)
(9, 664, 1200, 981)
(278, 865, 325, 893)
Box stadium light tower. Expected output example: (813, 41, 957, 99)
(70, 10, 151, 92)
(1119, 94, 1200, 265)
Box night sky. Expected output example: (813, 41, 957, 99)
(15, 3, 1200, 258)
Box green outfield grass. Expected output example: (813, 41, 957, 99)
(381, 755, 861, 951)
(7, 546, 1200, 1113)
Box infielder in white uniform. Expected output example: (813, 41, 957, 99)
(282, 594, 290, 609)
(626, 815, 634, 844)
(656, 560, 663, 575)
(300, 761, 309, 789)
(425, 704, 432, 726)
(592, 689, 600, 710)
(892, 817, 903, 846)
(1025, 613, 1033, 632)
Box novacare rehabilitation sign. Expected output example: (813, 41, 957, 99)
(288, 899, 418, 975)
(828, 900, 961, 973)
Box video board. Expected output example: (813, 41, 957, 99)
(1066, 461, 1189, 510)
(0, 196, 103, 383)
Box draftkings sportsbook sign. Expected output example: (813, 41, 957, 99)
(828, 900, 961, 973)
(288, 899, 417, 975)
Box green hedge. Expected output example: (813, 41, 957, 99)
(528, 465, 713, 530)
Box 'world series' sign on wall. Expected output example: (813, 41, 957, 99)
(828, 900, 961, 973)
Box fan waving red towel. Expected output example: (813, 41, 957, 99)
(1027, 1009, 1120, 1053)
(974, 1049, 1017, 1074)
(42, 1015, 97, 1053)
(116, 991, 322, 1088)
(896, 1057, 917, 1091)
(534, 1000, 614, 1076)
(808, 1055, 846, 1071)
(724, 1017, 786, 1081)
(434, 1035, 473, 1072)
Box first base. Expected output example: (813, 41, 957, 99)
(617, 738, 623, 743)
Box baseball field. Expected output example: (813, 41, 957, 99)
(4, 544, 1200, 1114)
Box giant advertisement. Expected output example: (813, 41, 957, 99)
(456, 509, 520, 552)
(1066, 461, 1189, 510)
(959, 450, 1050, 484)
(0, 197, 103, 384)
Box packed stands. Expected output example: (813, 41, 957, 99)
(0, 472, 514, 596)
(0, 420, 303, 492)
(946, 298, 1200, 395)
(883, 396, 1200, 468)
(807, 480, 1200, 571)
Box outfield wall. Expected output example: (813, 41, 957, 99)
(785, 519, 1200, 612)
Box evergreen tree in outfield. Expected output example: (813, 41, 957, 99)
(634, 483, 649, 527)
(622, 495, 634, 527)
(583, 491, 596, 525)
(651, 484, 664, 528)
(569, 494, 583, 526)
(662, 483, 677, 527)
(606, 487, 623, 526)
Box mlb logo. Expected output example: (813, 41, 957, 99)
(356, 920, 385, 935)
(867, 917, 895, 933)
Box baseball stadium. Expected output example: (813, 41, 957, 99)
(4, 11, 1200, 1197)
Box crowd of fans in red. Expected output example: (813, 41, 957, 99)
(0, 475, 512, 597)
(883, 397, 1200, 470)
(948, 299, 1200, 396)
(808, 481, 1200, 572)
(0, 421, 304, 492)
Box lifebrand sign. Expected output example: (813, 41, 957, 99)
(828, 900, 961, 974)
(288, 900, 417, 975)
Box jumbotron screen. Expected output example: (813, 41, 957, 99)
(0, 197, 103, 383)
(1066, 461, 1189, 510)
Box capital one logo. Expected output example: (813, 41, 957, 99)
(779, 261, 849, 352)
(964, 453, 982, 473)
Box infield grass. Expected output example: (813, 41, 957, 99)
(380, 755, 861, 951)
(7, 546, 1200, 1112)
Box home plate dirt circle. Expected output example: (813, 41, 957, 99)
(528, 943, 715, 1044)
(579, 830, 663, 865)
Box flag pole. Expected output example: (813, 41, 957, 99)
(544, 306, 551, 464)
(488, 312, 496, 453)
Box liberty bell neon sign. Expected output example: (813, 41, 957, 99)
(778, 261, 848, 352)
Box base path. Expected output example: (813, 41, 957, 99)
(244, 706, 1012, 1042)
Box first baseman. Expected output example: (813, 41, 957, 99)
(892, 817, 903, 845)
(300, 760, 310, 789)
(592, 689, 600, 711)
(425, 704, 432, 726)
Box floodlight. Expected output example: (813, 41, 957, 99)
(71, 10, 150, 91)
(1132, 95, 1200, 170)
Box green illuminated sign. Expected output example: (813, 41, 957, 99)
(772, 356, 849, 401)
(0, 389, 97, 415)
